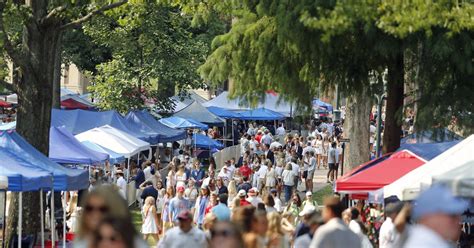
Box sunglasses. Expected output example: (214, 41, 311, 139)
(211, 229, 236, 238)
(85, 205, 108, 213)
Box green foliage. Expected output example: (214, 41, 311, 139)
(82, 1, 224, 112)
(195, 0, 474, 132)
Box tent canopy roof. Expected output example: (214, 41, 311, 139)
(0, 144, 52, 191)
(193, 133, 224, 149)
(75, 125, 150, 158)
(206, 106, 242, 119)
(203, 91, 293, 117)
(49, 127, 109, 164)
(80, 141, 125, 164)
(433, 161, 474, 198)
(159, 116, 208, 130)
(125, 110, 186, 143)
(174, 101, 224, 125)
(384, 135, 474, 200)
(52, 109, 159, 143)
(237, 108, 286, 120)
(336, 150, 425, 193)
(0, 131, 88, 191)
(398, 141, 460, 161)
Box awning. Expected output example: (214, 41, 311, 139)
(159, 116, 208, 130)
(237, 108, 286, 121)
(336, 150, 426, 194)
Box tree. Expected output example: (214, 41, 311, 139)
(0, 0, 126, 243)
(67, 2, 226, 113)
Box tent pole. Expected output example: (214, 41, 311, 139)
(127, 159, 131, 183)
(18, 192, 22, 248)
(62, 192, 66, 248)
(51, 191, 54, 248)
(2, 191, 6, 248)
(231, 119, 235, 146)
(40, 190, 44, 248)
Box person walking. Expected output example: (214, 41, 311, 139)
(168, 185, 190, 224)
(212, 194, 231, 221)
(282, 163, 297, 203)
(403, 184, 468, 248)
(141, 196, 160, 243)
(326, 142, 338, 183)
(158, 211, 207, 248)
(310, 196, 361, 248)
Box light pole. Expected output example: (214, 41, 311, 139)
(375, 93, 385, 158)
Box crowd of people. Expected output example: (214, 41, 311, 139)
(69, 120, 470, 248)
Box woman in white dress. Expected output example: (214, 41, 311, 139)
(321, 136, 329, 169)
(174, 163, 187, 187)
(314, 135, 323, 169)
(265, 161, 277, 195)
(141, 196, 160, 243)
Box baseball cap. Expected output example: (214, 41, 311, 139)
(299, 205, 317, 216)
(238, 189, 246, 197)
(306, 191, 313, 197)
(270, 189, 277, 194)
(177, 186, 185, 192)
(248, 188, 257, 196)
(412, 184, 468, 220)
(177, 210, 193, 221)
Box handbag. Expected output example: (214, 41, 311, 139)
(297, 178, 306, 192)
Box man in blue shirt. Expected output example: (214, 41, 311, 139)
(169, 186, 190, 224)
(212, 194, 231, 221)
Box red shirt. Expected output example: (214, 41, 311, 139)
(240, 165, 252, 178)
(255, 135, 262, 143)
(239, 199, 251, 206)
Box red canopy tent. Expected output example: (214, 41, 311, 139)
(0, 100, 12, 108)
(61, 98, 90, 110)
(335, 150, 426, 195)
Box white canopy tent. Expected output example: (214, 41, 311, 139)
(384, 134, 474, 200)
(75, 125, 151, 159)
(433, 161, 474, 198)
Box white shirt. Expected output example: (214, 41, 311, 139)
(349, 220, 362, 235)
(143, 166, 153, 181)
(276, 127, 286, 136)
(310, 218, 361, 248)
(379, 217, 398, 248)
(158, 226, 207, 248)
(327, 147, 338, 164)
(261, 134, 273, 145)
(282, 170, 296, 186)
(309, 157, 317, 171)
(290, 162, 300, 175)
(274, 197, 283, 212)
(403, 225, 453, 248)
(302, 146, 315, 156)
(294, 234, 312, 248)
(246, 196, 263, 207)
(116, 176, 127, 198)
(257, 165, 268, 179)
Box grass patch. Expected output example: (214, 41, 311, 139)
(313, 185, 334, 206)
(131, 208, 142, 231)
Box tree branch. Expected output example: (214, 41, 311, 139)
(60, 0, 128, 30)
(42, 5, 66, 24)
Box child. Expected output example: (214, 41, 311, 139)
(141, 196, 160, 243)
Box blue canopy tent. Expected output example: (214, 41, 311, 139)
(52, 109, 160, 144)
(125, 110, 186, 143)
(159, 116, 208, 130)
(237, 108, 286, 121)
(0, 131, 89, 191)
(0, 148, 52, 191)
(80, 141, 125, 164)
(174, 101, 225, 126)
(193, 133, 224, 149)
(401, 129, 462, 144)
(398, 141, 460, 161)
(312, 99, 334, 112)
(207, 106, 242, 119)
(49, 127, 109, 165)
(0, 121, 16, 130)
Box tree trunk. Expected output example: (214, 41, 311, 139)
(52, 34, 62, 109)
(343, 87, 371, 169)
(383, 52, 404, 154)
(6, 3, 61, 244)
